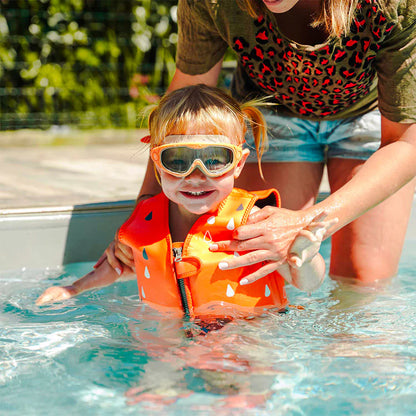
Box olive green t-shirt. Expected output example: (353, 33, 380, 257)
(176, 0, 416, 122)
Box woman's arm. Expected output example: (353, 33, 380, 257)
(168, 64, 223, 92)
(312, 117, 416, 234)
(214, 117, 416, 283)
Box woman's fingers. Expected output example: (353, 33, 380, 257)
(211, 207, 311, 268)
(93, 253, 106, 269)
(218, 249, 280, 271)
(210, 234, 278, 254)
(209, 206, 336, 284)
(114, 241, 135, 269)
(96, 228, 135, 276)
(239, 262, 279, 285)
(245, 205, 279, 224)
(237, 207, 313, 245)
(104, 241, 123, 275)
(246, 206, 314, 227)
(103, 240, 134, 275)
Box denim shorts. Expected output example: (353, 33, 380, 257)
(245, 109, 381, 163)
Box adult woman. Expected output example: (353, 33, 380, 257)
(104, 0, 416, 283)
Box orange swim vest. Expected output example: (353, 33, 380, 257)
(118, 188, 288, 318)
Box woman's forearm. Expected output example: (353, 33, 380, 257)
(167, 64, 223, 92)
(310, 126, 416, 238)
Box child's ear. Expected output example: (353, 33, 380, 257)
(233, 149, 250, 179)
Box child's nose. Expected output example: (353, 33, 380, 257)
(185, 166, 207, 181)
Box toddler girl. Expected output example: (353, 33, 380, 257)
(37, 84, 335, 319)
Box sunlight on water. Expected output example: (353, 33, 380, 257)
(1, 242, 416, 415)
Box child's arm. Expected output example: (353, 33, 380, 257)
(276, 215, 338, 293)
(36, 259, 134, 305)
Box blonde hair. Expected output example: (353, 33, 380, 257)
(147, 84, 268, 178)
(237, 0, 386, 37)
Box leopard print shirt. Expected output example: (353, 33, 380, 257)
(177, 0, 416, 122)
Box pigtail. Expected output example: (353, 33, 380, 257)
(142, 104, 163, 185)
(241, 103, 268, 180)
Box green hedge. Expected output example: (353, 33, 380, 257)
(0, 0, 178, 130)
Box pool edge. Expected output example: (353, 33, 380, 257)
(1, 194, 415, 271)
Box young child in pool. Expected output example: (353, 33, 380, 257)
(37, 84, 335, 318)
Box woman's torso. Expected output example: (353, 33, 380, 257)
(177, 0, 414, 122)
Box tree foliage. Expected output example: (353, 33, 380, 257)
(0, 0, 178, 129)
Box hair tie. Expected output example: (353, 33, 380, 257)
(140, 135, 151, 143)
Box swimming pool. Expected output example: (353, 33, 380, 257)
(1, 200, 416, 415)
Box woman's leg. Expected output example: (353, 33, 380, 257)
(236, 161, 324, 210)
(327, 158, 416, 282)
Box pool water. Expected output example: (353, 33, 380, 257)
(1, 241, 416, 415)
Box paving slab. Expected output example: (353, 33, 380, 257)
(0, 143, 148, 210)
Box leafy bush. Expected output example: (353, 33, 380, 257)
(0, 0, 178, 129)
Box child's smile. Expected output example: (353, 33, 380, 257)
(161, 166, 233, 216)
(178, 173, 218, 204)
(180, 189, 215, 198)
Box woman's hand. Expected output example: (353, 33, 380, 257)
(210, 207, 327, 284)
(95, 193, 157, 275)
(94, 235, 135, 276)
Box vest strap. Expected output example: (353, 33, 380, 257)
(173, 256, 202, 279)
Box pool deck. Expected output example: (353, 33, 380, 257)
(0, 129, 149, 210)
(0, 129, 332, 211)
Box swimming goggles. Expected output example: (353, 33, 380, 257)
(150, 142, 244, 178)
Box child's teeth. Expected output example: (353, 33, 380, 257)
(189, 191, 205, 195)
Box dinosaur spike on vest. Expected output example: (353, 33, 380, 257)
(118, 188, 288, 318)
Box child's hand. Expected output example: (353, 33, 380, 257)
(288, 213, 338, 268)
(36, 285, 77, 305)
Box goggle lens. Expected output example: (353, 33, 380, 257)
(160, 146, 234, 176)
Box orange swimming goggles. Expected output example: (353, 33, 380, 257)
(150, 142, 244, 178)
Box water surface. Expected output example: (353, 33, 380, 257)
(1, 242, 416, 415)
